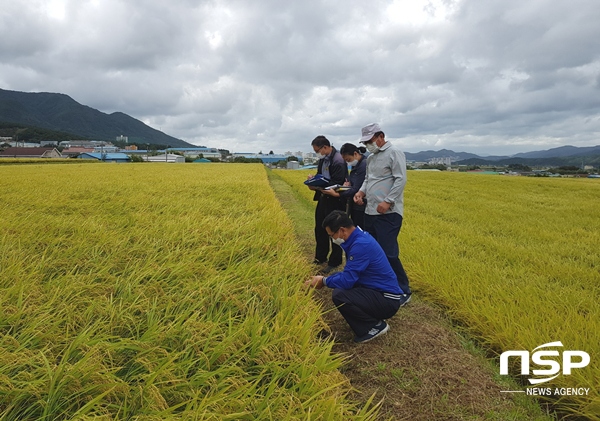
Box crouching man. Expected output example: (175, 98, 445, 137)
(304, 210, 410, 343)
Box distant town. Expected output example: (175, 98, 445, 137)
(0, 136, 598, 178)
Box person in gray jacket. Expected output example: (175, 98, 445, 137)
(353, 123, 411, 299)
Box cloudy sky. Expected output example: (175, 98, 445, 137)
(1, 0, 599, 155)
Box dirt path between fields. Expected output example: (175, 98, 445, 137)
(268, 169, 555, 421)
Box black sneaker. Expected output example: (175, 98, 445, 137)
(353, 321, 389, 343)
(321, 265, 339, 274)
(399, 294, 411, 307)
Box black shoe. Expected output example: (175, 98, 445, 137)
(354, 321, 389, 343)
(399, 294, 411, 307)
(321, 265, 339, 274)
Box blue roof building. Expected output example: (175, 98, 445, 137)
(235, 154, 302, 163)
(78, 153, 131, 163)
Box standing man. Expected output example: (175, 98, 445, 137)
(305, 211, 408, 343)
(309, 136, 347, 274)
(353, 123, 411, 299)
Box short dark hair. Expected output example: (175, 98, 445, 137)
(373, 131, 385, 139)
(322, 210, 355, 232)
(340, 143, 366, 156)
(311, 135, 331, 148)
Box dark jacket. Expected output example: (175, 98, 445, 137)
(313, 147, 347, 201)
(339, 155, 366, 210)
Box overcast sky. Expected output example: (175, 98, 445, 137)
(1, 0, 599, 155)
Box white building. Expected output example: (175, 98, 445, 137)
(302, 152, 319, 165)
(429, 157, 452, 166)
(143, 153, 185, 163)
(167, 147, 222, 159)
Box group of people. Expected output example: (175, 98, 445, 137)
(304, 123, 411, 343)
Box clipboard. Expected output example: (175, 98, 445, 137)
(324, 185, 352, 191)
(304, 174, 330, 188)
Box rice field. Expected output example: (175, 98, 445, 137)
(274, 169, 600, 420)
(0, 163, 377, 420)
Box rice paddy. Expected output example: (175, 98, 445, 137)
(2, 162, 598, 419)
(0, 163, 377, 420)
(274, 168, 600, 420)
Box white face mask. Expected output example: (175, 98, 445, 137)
(348, 159, 358, 167)
(320, 152, 328, 158)
(366, 142, 379, 154)
(332, 237, 345, 246)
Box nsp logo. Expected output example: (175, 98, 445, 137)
(500, 341, 590, 385)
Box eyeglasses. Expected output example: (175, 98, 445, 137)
(328, 228, 340, 238)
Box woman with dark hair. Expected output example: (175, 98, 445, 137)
(308, 135, 347, 274)
(321, 143, 367, 229)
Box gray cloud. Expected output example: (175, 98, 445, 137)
(1, 0, 599, 155)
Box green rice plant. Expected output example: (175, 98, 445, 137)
(401, 172, 599, 419)
(0, 163, 377, 420)
(273, 169, 318, 206)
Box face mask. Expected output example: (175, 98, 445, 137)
(332, 237, 345, 246)
(320, 152, 328, 158)
(366, 142, 380, 154)
(348, 159, 358, 167)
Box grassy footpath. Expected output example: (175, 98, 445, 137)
(268, 168, 556, 421)
(0, 163, 378, 420)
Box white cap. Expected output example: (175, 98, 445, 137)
(359, 123, 382, 143)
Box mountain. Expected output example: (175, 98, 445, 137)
(404, 149, 481, 161)
(512, 145, 600, 159)
(456, 155, 600, 167)
(0, 122, 87, 143)
(0, 88, 193, 147)
(405, 145, 600, 165)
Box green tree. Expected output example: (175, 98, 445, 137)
(507, 164, 531, 171)
(233, 157, 263, 163)
(129, 154, 144, 163)
(419, 164, 447, 171)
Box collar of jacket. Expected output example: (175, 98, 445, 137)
(325, 146, 338, 159)
(379, 142, 391, 152)
(318, 146, 337, 170)
(340, 226, 362, 251)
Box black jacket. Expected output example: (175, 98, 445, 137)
(340, 154, 367, 210)
(313, 146, 347, 201)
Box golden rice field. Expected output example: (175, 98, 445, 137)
(0, 163, 378, 420)
(275, 168, 600, 420)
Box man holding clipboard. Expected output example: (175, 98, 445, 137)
(306, 135, 347, 274)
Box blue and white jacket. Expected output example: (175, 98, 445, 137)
(324, 227, 404, 295)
